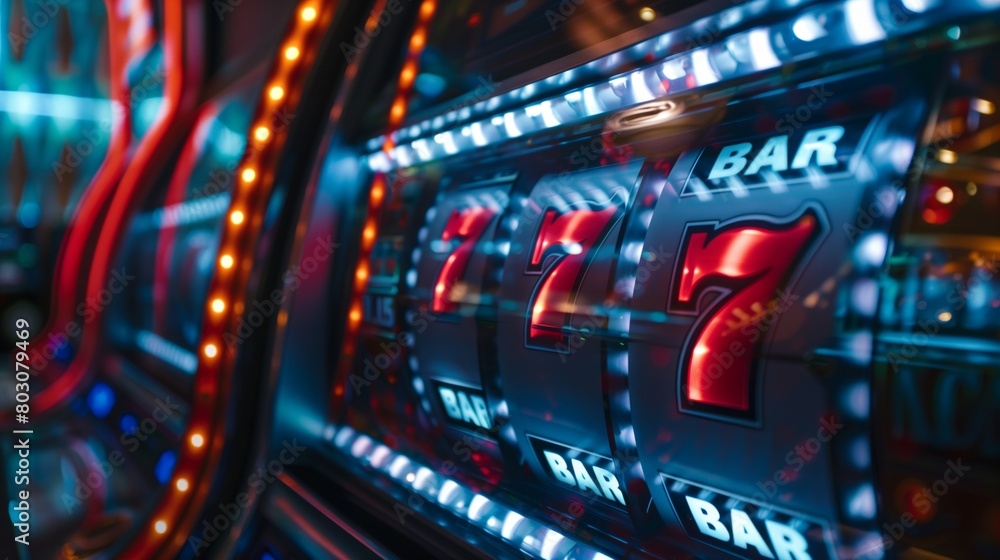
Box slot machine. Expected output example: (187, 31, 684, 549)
(220, 1, 1000, 559)
(5, 1, 1000, 559)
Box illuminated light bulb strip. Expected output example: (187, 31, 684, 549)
(332, 0, 436, 404)
(358, 0, 760, 153)
(119, 4, 324, 557)
(364, 0, 995, 172)
(329, 426, 614, 560)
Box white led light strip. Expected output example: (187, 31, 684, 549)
(330, 425, 614, 560)
(136, 330, 199, 374)
(365, 0, 993, 173)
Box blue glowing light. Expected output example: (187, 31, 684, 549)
(154, 451, 178, 484)
(330, 425, 615, 560)
(17, 203, 40, 229)
(54, 340, 73, 361)
(0, 91, 112, 120)
(87, 383, 116, 419)
(414, 73, 447, 97)
(364, 0, 994, 176)
(120, 414, 139, 435)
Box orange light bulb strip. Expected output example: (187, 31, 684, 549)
(119, 3, 324, 557)
(332, 0, 437, 410)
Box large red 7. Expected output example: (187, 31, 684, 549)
(671, 209, 821, 420)
(526, 206, 618, 349)
(432, 207, 497, 313)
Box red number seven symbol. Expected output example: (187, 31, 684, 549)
(526, 206, 618, 349)
(671, 209, 822, 420)
(432, 207, 497, 314)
